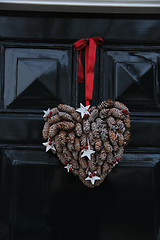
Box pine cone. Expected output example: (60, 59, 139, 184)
(124, 117, 130, 128)
(100, 125, 108, 142)
(67, 142, 74, 152)
(91, 122, 99, 138)
(58, 130, 67, 146)
(50, 107, 59, 115)
(109, 130, 117, 142)
(67, 132, 75, 144)
(100, 109, 111, 119)
(74, 137, 80, 151)
(116, 119, 125, 133)
(117, 133, 124, 146)
(88, 109, 99, 122)
(116, 146, 124, 159)
(89, 155, 97, 171)
(58, 104, 75, 114)
(70, 159, 79, 169)
(75, 123, 82, 137)
(42, 121, 50, 139)
(72, 150, 78, 160)
(79, 157, 88, 169)
(97, 165, 102, 175)
(124, 130, 130, 144)
(107, 152, 114, 164)
(113, 101, 128, 111)
(63, 147, 72, 161)
(102, 162, 110, 174)
(80, 133, 87, 147)
(96, 118, 105, 129)
(89, 131, 95, 146)
(56, 122, 75, 131)
(79, 167, 87, 178)
(49, 124, 58, 137)
(89, 106, 96, 113)
(59, 112, 74, 122)
(95, 138, 102, 151)
(48, 114, 61, 124)
(110, 108, 124, 119)
(97, 99, 113, 110)
(54, 135, 62, 153)
(71, 112, 82, 123)
(104, 140, 113, 153)
(107, 116, 116, 129)
(100, 148, 107, 161)
(83, 119, 90, 134)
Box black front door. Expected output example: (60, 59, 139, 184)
(0, 11, 160, 240)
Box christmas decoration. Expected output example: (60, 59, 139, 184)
(42, 99, 130, 188)
(42, 37, 131, 188)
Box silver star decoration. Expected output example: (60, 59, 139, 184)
(85, 172, 101, 185)
(76, 103, 90, 118)
(81, 144, 95, 160)
(64, 163, 72, 173)
(113, 161, 118, 167)
(42, 140, 56, 152)
(43, 108, 51, 118)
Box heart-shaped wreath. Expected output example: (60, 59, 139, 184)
(42, 37, 130, 188)
(42, 100, 130, 188)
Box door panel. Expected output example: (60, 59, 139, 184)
(0, 11, 160, 240)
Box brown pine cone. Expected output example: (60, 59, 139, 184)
(96, 118, 105, 129)
(102, 162, 110, 174)
(100, 148, 107, 161)
(58, 130, 67, 146)
(107, 116, 116, 129)
(116, 146, 124, 159)
(107, 152, 114, 164)
(97, 99, 113, 110)
(80, 133, 87, 147)
(124, 130, 131, 144)
(100, 109, 111, 119)
(42, 121, 50, 140)
(113, 101, 128, 111)
(116, 119, 125, 133)
(110, 108, 124, 119)
(124, 117, 130, 128)
(79, 167, 87, 178)
(48, 114, 62, 124)
(100, 125, 108, 142)
(97, 165, 102, 175)
(59, 111, 74, 122)
(83, 119, 90, 134)
(54, 135, 63, 153)
(71, 112, 82, 123)
(79, 157, 88, 169)
(91, 122, 99, 138)
(117, 133, 124, 146)
(95, 138, 102, 151)
(89, 106, 96, 113)
(70, 159, 79, 169)
(109, 130, 117, 142)
(88, 109, 99, 122)
(56, 122, 75, 131)
(74, 138, 80, 151)
(67, 132, 75, 144)
(104, 140, 113, 153)
(67, 142, 74, 152)
(75, 123, 82, 137)
(112, 141, 119, 152)
(72, 150, 78, 160)
(89, 131, 95, 146)
(63, 147, 72, 161)
(50, 107, 59, 115)
(89, 155, 97, 171)
(58, 104, 75, 114)
(49, 124, 58, 138)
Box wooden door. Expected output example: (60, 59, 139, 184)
(0, 11, 160, 240)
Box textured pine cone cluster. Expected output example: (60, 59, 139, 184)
(42, 99, 130, 188)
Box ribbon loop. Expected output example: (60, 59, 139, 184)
(73, 37, 103, 106)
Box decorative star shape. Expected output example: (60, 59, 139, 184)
(85, 172, 101, 185)
(64, 163, 72, 173)
(76, 103, 90, 118)
(42, 140, 56, 152)
(81, 145, 95, 160)
(43, 108, 51, 118)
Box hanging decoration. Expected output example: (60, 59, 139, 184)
(42, 37, 130, 188)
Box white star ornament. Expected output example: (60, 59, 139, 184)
(76, 103, 90, 118)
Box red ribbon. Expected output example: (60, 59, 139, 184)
(73, 37, 103, 106)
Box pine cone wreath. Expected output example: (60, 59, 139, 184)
(42, 99, 130, 188)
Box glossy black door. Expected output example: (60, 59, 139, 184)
(0, 11, 160, 240)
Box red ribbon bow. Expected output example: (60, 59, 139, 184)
(73, 37, 103, 106)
